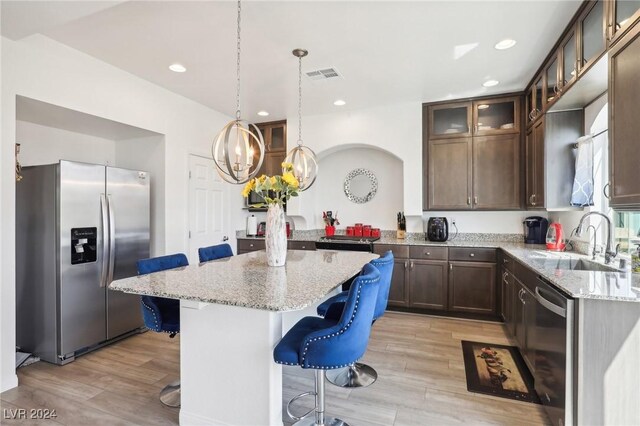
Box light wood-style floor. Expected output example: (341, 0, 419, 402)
(1, 313, 549, 426)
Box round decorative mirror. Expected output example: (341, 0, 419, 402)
(344, 168, 378, 204)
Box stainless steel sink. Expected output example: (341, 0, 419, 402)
(551, 258, 619, 272)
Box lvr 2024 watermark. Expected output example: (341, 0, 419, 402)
(3, 408, 57, 420)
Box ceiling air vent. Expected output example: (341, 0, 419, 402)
(305, 67, 342, 81)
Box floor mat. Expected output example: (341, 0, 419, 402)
(461, 340, 540, 404)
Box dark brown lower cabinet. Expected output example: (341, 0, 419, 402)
(448, 261, 496, 314)
(387, 259, 409, 307)
(513, 277, 536, 372)
(408, 259, 448, 310)
(501, 267, 516, 336)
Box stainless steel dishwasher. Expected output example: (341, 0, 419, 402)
(534, 278, 574, 426)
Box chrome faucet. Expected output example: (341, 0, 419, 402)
(575, 212, 619, 264)
(586, 225, 598, 260)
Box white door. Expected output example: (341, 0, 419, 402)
(188, 155, 229, 263)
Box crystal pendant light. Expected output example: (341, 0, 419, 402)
(212, 0, 265, 184)
(283, 49, 318, 191)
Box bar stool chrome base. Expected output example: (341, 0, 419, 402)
(325, 363, 377, 388)
(293, 416, 349, 426)
(287, 370, 349, 426)
(159, 380, 181, 407)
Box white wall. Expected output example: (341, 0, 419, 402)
(301, 146, 403, 230)
(17, 120, 116, 166)
(285, 102, 422, 224)
(1, 34, 232, 392)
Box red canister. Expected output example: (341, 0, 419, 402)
(363, 225, 372, 237)
(371, 228, 381, 238)
(354, 223, 363, 237)
(346, 226, 354, 236)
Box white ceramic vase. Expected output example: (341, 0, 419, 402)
(265, 203, 287, 267)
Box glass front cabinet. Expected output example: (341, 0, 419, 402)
(608, 0, 640, 45)
(579, 0, 607, 75)
(428, 102, 472, 139)
(472, 97, 520, 136)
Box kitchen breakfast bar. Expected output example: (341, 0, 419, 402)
(109, 249, 378, 425)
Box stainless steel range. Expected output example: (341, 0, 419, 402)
(315, 235, 380, 252)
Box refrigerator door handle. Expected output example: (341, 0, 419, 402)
(100, 194, 109, 288)
(107, 194, 116, 285)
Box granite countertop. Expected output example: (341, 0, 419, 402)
(236, 231, 640, 303)
(109, 250, 378, 311)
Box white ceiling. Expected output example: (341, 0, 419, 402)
(2, 1, 582, 122)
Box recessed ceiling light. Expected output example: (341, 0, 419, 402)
(169, 63, 187, 73)
(477, 104, 490, 110)
(494, 39, 517, 50)
(482, 80, 499, 87)
(333, 100, 346, 106)
(257, 111, 269, 117)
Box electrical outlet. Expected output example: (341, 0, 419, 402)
(451, 217, 456, 226)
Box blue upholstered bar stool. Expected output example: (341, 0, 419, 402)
(274, 263, 381, 426)
(198, 243, 233, 263)
(136, 253, 189, 408)
(316, 251, 394, 388)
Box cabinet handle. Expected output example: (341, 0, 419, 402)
(603, 182, 611, 200)
(528, 194, 534, 205)
(469, 253, 475, 257)
(425, 252, 431, 256)
(503, 258, 510, 264)
(531, 194, 537, 206)
(449, 263, 453, 271)
(553, 84, 559, 95)
(404, 260, 409, 269)
(503, 271, 509, 284)
(474, 196, 478, 205)
(474, 124, 478, 133)
(467, 196, 471, 205)
(249, 243, 254, 247)
(410, 261, 414, 269)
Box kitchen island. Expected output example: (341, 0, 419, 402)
(109, 249, 378, 426)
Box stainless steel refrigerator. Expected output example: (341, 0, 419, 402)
(16, 160, 149, 365)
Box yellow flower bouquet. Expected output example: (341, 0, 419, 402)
(242, 162, 300, 207)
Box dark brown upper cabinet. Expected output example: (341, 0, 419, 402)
(427, 137, 472, 210)
(560, 28, 579, 91)
(545, 54, 561, 106)
(579, 0, 607, 75)
(424, 95, 523, 211)
(526, 74, 544, 126)
(608, 0, 640, 45)
(258, 120, 287, 152)
(608, 20, 640, 209)
(428, 102, 472, 139)
(472, 97, 520, 136)
(473, 134, 521, 210)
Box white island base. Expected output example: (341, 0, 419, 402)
(179, 299, 330, 426)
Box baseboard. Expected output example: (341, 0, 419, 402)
(179, 410, 232, 426)
(1, 373, 18, 393)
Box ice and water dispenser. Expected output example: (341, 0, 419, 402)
(70, 227, 97, 265)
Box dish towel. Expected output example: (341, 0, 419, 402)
(570, 135, 594, 206)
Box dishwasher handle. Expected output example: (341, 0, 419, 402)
(535, 286, 566, 318)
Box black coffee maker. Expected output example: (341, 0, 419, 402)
(523, 216, 549, 244)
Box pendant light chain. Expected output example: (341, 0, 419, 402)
(285, 48, 318, 191)
(297, 55, 303, 146)
(235, 0, 242, 120)
(211, 0, 265, 185)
